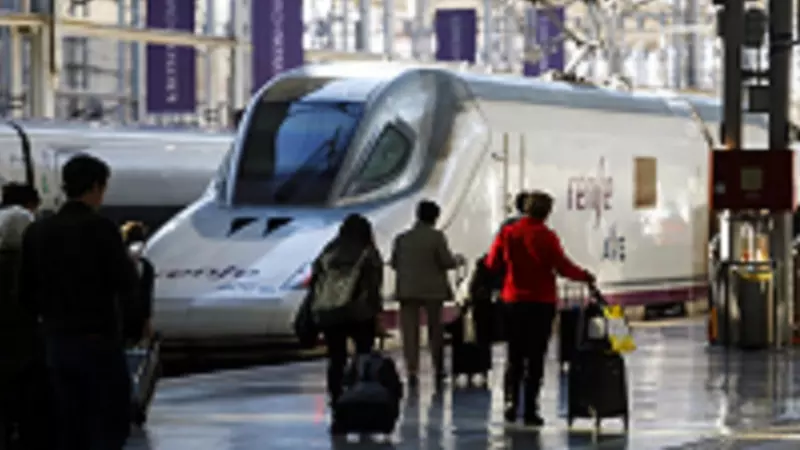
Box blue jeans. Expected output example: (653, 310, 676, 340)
(45, 335, 131, 450)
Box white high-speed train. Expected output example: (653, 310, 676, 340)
(144, 61, 779, 344)
(0, 120, 233, 230)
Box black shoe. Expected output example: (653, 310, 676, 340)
(407, 374, 419, 388)
(504, 403, 517, 423)
(523, 414, 545, 427)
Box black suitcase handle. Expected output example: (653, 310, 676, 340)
(587, 283, 609, 307)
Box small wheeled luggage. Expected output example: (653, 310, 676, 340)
(567, 349, 629, 431)
(566, 286, 630, 432)
(127, 335, 162, 426)
(332, 350, 403, 435)
(448, 305, 492, 386)
(558, 306, 580, 367)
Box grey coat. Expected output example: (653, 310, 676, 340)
(391, 223, 459, 302)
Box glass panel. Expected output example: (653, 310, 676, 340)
(233, 101, 364, 205)
(348, 123, 413, 196)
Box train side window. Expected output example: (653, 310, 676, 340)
(348, 120, 414, 196)
(634, 156, 657, 208)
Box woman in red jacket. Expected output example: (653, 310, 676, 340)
(486, 191, 594, 427)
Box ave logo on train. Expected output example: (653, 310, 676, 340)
(566, 156, 613, 229)
(566, 157, 625, 263)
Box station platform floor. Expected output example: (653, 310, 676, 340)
(126, 319, 800, 449)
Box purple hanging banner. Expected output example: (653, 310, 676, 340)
(434, 9, 477, 63)
(252, 0, 305, 93)
(523, 6, 566, 77)
(146, 0, 197, 113)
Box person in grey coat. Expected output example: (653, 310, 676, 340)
(391, 200, 465, 387)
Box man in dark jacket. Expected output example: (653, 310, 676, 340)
(0, 183, 50, 450)
(486, 191, 594, 427)
(18, 154, 139, 450)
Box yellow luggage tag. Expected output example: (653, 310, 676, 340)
(603, 305, 637, 354)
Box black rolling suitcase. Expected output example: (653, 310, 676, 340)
(127, 335, 162, 426)
(332, 345, 403, 436)
(558, 306, 580, 367)
(566, 286, 630, 432)
(449, 304, 492, 386)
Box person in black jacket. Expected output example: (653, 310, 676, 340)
(311, 214, 383, 409)
(121, 221, 155, 344)
(0, 183, 53, 450)
(18, 154, 139, 450)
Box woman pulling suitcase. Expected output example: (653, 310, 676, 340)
(298, 214, 402, 436)
(485, 191, 595, 427)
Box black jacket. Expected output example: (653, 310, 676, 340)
(18, 201, 139, 343)
(124, 256, 155, 343)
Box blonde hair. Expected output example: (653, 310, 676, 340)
(121, 221, 147, 244)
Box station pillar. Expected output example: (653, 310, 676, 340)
(28, 23, 56, 118)
(768, 0, 795, 346)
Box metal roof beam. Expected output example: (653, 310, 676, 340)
(59, 17, 235, 48)
(0, 13, 45, 28)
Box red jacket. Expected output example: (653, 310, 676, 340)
(486, 217, 590, 304)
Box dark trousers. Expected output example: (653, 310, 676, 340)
(503, 301, 557, 418)
(45, 335, 131, 450)
(322, 320, 376, 402)
(2, 362, 56, 450)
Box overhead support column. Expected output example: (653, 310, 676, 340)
(357, 0, 371, 53)
(230, 0, 250, 110)
(482, 0, 492, 66)
(205, 0, 217, 122)
(29, 24, 56, 118)
(768, 0, 794, 347)
(382, 0, 394, 58)
(131, 0, 143, 121)
(117, 0, 128, 122)
(8, 27, 23, 118)
(413, 0, 428, 60)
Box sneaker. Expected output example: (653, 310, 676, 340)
(523, 414, 545, 428)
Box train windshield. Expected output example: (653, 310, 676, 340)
(232, 100, 364, 205)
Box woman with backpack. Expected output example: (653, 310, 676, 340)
(309, 214, 384, 408)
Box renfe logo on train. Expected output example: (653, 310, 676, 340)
(567, 157, 613, 228)
(157, 265, 260, 281)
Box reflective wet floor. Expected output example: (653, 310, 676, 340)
(126, 319, 800, 449)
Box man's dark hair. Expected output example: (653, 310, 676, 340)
(525, 191, 554, 221)
(62, 154, 111, 199)
(416, 200, 441, 225)
(514, 191, 530, 215)
(2, 182, 40, 208)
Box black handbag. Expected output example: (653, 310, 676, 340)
(293, 290, 319, 348)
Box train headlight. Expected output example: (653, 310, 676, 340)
(282, 261, 313, 290)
